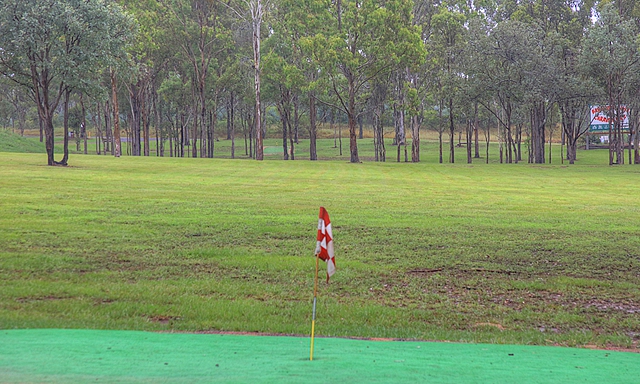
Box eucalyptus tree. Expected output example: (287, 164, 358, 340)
(506, 0, 593, 164)
(467, 18, 541, 164)
(302, 0, 423, 163)
(0, 80, 29, 137)
(117, 0, 170, 157)
(0, 82, 13, 131)
(159, 71, 193, 157)
(370, 78, 390, 161)
(160, 0, 233, 158)
(626, 80, 640, 164)
(222, 0, 271, 160)
(262, 0, 317, 161)
(276, 0, 334, 161)
(580, 4, 640, 165)
(0, 0, 135, 166)
(544, 0, 597, 164)
(429, 3, 467, 163)
(600, 0, 640, 164)
(600, 0, 640, 27)
(404, 0, 444, 163)
(217, 14, 259, 159)
(262, 49, 303, 160)
(218, 51, 252, 159)
(522, 33, 559, 165)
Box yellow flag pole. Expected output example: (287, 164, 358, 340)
(310, 253, 320, 361)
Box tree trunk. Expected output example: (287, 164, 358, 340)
(80, 93, 87, 155)
(192, 110, 198, 158)
(128, 83, 141, 156)
(227, 98, 233, 140)
(505, 101, 513, 164)
(253, 5, 264, 161)
(467, 119, 472, 164)
(111, 69, 121, 158)
(449, 97, 455, 163)
(154, 87, 162, 157)
(411, 114, 420, 162)
(347, 72, 359, 163)
(60, 89, 71, 165)
(31, 66, 56, 165)
(168, 109, 174, 158)
(515, 123, 522, 163)
(199, 79, 207, 159)
(336, 109, 338, 148)
(438, 101, 443, 164)
(288, 110, 295, 161)
(230, 95, 235, 159)
(281, 101, 289, 160)
(531, 102, 546, 164)
(373, 113, 380, 162)
(633, 109, 640, 164)
(474, 103, 480, 159)
(309, 92, 317, 160)
(142, 87, 150, 156)
(485, 123, 490, 164)
(339, 116, 343, 156)
(393, 72, 406, 146)
(210, 110, 216, 158)
(372, 80, 387, 162)
(231, 107, 236, 159)
(293, 94, 299, 144)
(45, 115, 55, 166)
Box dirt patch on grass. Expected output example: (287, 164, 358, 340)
(148, 315, 182, 324)
(15, 295, 71, 303)
(473, 322, 506, 330)
(488, 291, 640, 314)
(584, 299, 640, 314)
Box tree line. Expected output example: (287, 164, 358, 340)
(1, 0, 640, 166)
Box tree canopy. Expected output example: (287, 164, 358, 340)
(0, 0, 135, 165)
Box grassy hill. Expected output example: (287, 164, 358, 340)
(0, 152, 638, 350)
(0, 129, 45, 153)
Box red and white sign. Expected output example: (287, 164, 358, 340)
(590, 105, 629, 127)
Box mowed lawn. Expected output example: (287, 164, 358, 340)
(1, 150, 639, 350)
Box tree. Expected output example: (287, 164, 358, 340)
(222, 0, 271, 160)
(467, 19, 540, 164)
(580, 4, 640, 165)
(0, 80, 29, 136)
(303, 0, 423, 163)
(430, 4, 467, 164)
(273, 0, 332, 161)
(160, 0, 233, 159)
(263, 49, 303, 160)
(547, 1, 597, 164)
(262, 1, 308, 161)
(0, 0, 135, 165)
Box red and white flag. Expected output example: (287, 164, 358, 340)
(315, 207, 336, 282)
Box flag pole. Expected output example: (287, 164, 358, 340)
(310, 253, 320, 361)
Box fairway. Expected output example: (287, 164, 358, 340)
(1, 151, 639, 352)
(1, 329, 638, 383)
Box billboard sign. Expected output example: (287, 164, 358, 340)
(589, 105, 629, 133)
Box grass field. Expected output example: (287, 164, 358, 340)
(1, 145, 639, 351)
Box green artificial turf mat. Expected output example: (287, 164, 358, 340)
(0, 329, 638, 383)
